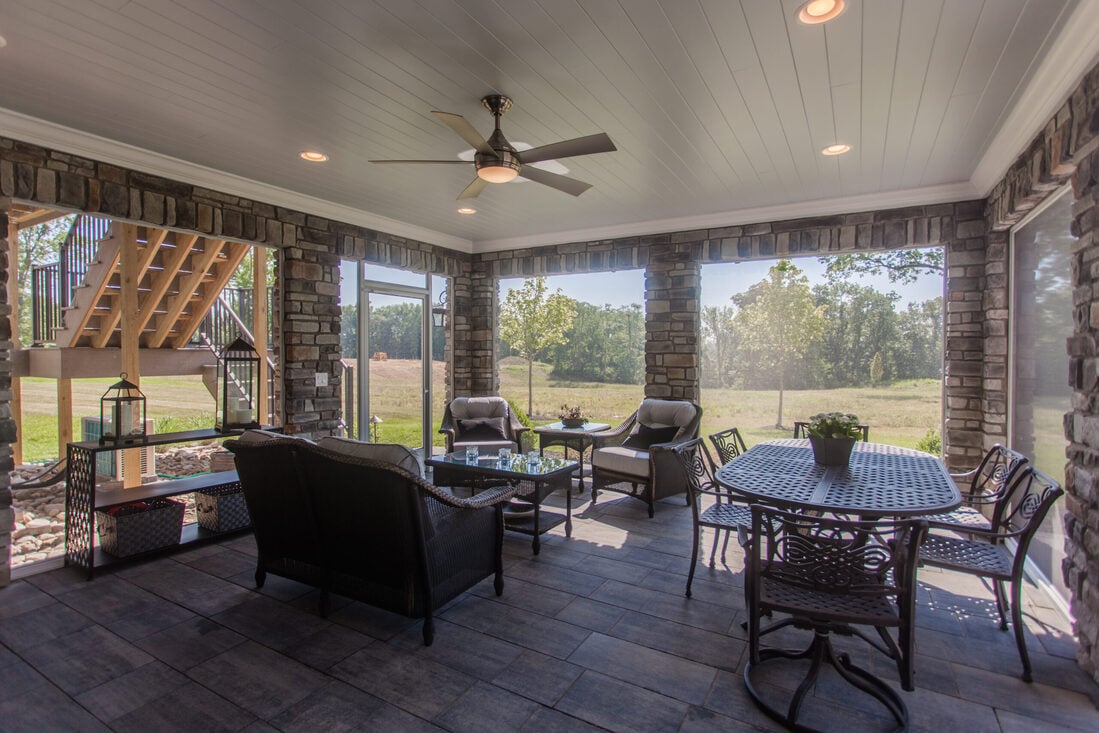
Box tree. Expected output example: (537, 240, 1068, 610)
(732, 260, 826, 428)
(821, 247, 943, 285)
(701, 305, 737, 388)
(498, 278, 576, 416)
(870, 352, 884, 385)
(17, 217, 72, 344)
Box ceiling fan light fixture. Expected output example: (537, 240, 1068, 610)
(477, 165, 519, 183)
(797, 0, 846, 24)
(822, 143, 851, 156)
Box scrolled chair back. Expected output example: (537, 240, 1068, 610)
(998, 467, 1064, 542)
(969, 445, 1028, 504)
(669, 438, 716, 499)
(708, 427, 748, 464)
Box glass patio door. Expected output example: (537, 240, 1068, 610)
(359, 286, 432, 455)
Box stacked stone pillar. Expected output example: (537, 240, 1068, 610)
(1066, 145, 1099, 681)
(0, 203, 12, 587)
(644, 243, 701, 401)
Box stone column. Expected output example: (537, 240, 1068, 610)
(1066, 146, 1099, 684)
(450, 258, 497, 398)
(0, 202, 13, 586)
(644, 243, 701, 401)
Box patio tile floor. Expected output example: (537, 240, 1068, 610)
(2, 489, 1097, 732)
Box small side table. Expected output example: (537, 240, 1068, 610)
(534, 421, 611, 493)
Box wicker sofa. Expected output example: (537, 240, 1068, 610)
(226, 432, 514, 645)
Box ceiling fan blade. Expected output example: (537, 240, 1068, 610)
(431, 111, 494, 155)
(457, 177, 489, 200)
(368, 159, 469, 164)
(520, 132, 616, 164)
(518, 166, 593, 196)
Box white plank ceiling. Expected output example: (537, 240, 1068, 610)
(0, 0, 1092, 251)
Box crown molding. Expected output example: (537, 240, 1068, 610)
(970, 0, 1099, 195)
(0, 107, 473, 253)
(473, 181, 980, 253)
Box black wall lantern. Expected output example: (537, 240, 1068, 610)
(99, 373, 147, 445)
(216, 336, 261, 432)
(431, 287, 448, 328)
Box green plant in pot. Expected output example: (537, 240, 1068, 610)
(559, 404, 587, 428)
(805, 412, 861, 466)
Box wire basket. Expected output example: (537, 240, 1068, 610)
(96, 498, 185, 557)
(196, 484, 251, 533)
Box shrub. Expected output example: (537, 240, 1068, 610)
(916, 428, 942, 456)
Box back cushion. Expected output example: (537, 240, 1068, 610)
(623, 424, 681, 450)
(451, 397, 509, 420)
(237, 428, 314, 445)
(316, 436, 423, 477)
(457, 417, 509, 442)
(637, 400, 697, 429)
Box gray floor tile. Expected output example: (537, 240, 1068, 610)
(492, 649, 584, 706)
(331, 642, 475, 719)
(111, 680, 256, 732)
(388, 618, 524, 681)
(135, 615, 247, 670)
(520, 707, 605, 732)
(0, 579, 56, 618)
(554, 596, 627, 633)
(74, 660, 189, 722)
(441, 595, 592, 659)
(19, 623, 154, 695)
(269, 680, 442, 732)
(0, 683, 111, 733)
(567, 632, 717, 705)
(125, 560, 256, 615)
(186, 640, 329, 718)
(433, 680, 540, 732)
(556, 669, 690, 732)
(212, 594, 330, 649)
(280, 623, 376, 671)
(0, 600, 94, 652)
(0, 658, 50, 703)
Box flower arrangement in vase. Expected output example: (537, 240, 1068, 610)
(805, 412, 861, 466)
(559, 404, 587, 428)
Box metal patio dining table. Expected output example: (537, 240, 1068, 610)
(714, 438, 961, 517)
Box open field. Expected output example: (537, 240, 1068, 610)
(15, 360, 943, 462)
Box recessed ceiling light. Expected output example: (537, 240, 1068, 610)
(822, 143, 851, 156)
(299, 151, 328, 162)
(797, 0, 846, 24)
(457, 207, 477, 215)
(0, 34, 7, 48)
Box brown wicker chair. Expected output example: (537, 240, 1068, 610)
(671, 439, 756, 597)
(226, 436, 514, 645)
(925, 444, 1028, 532)
(919, 466, 1063, 682)
(589, 399, 702, 517)
(744, 505, 927, 730)
(439, 396, 528, 455)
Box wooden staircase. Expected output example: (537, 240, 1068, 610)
(54, 225, 251, 349)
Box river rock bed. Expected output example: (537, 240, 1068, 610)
(10, 443, 231, 569)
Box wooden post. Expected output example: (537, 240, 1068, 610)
(118, 224, 141, 489)
(57, 378, 73, 459)
(253, 247, 269, 424)
(6, 217, 21, 465)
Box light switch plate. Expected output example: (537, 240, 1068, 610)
(315, 372, 328, 387)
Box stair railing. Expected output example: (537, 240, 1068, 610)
(29, 214, 112, 344)
(197, 288, 278, 423)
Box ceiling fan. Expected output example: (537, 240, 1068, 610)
(370, 95, 617, 200)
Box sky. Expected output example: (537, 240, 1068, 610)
(341, 252, 944, 309)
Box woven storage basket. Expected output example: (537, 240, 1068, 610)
(96, 498, 185, 557)
(196, 484, 251, 532)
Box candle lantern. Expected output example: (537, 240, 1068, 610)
(99, 373, 147, 444)
(216, 336, 261, 432)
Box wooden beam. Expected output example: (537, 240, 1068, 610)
(14, 208, 68, 231)
(136, 232, 197, 337)
(7, 216, 22, 464)
(170, 242, 251, 348)
(57, 378, 73, 460)
(118, 222, 141, 488)
(253, 246, 269, 423)
(149, 238, 226, 348)
(90, 227, 170, 348)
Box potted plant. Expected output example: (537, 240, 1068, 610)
(559, 404, 587, 428)
(804, 412, 861, 466)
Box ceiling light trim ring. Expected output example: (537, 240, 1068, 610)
(798, 0, 846, 25)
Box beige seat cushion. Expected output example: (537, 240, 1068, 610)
(452, 439, 517, 454)
(592, 446, 649, 478)
(317, 436, 424, 477)
(237, 429, 315, 445)
(637, 399, 697, 432)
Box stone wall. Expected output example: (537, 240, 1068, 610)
(0, 205, 12, 587)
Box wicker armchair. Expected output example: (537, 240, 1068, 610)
(439, 396, 528, 455)
(708, 427, 748, 464)
(744, 505, 927, 730)
(671, 439, 756, 596)
(926, 444, 1028, 532)
(589, 399, 702, 517)
(792, 420, 870, 441)
(919, 467, 1063, 682)
(227, 436, 514, 645)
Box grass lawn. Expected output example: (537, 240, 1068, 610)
(14, 361, 944, 462)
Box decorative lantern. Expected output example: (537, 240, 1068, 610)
(99, 373, 147, 445)
(216, 336, 261, 433)
(431, 287, 448, 328)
